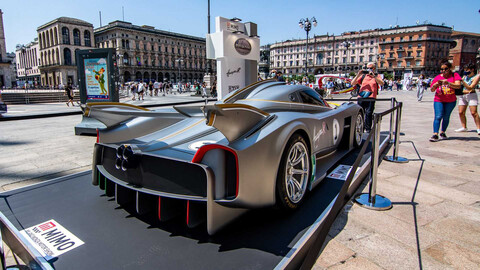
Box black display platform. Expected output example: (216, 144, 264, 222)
(0, 135, 390, 269)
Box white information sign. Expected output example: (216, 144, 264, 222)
(20, 219, 85, 257)
(327, 165, 360, 181)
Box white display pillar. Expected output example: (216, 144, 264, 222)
(206, 17, 260, 100)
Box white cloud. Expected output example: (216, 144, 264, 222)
(85, 70, 91, 74)
(97, 58, 107, 65)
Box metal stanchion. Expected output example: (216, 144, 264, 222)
(389, 98, 396, 142)
(355, 114, 392, 210)
(384, 102, 409, 163)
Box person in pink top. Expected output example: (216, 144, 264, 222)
(351, 62, 384, 132)
(429, 60, 462, 142)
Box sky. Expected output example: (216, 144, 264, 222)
(2, 0, 479, 52)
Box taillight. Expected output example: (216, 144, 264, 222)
(192, 144, 239, 198)
(96, 128, 99, 143)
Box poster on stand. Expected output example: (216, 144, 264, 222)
(84, 58, 110, 100)
(76, 48, 117, 104)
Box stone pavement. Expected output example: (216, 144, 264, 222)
(0, 89, 479, 269)
(314, 90, 480, 269)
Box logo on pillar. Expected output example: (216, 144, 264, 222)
(234, 38, 252, 55)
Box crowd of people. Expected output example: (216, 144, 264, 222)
(126, 80, 216, 101)
(342, 61, 480, 141)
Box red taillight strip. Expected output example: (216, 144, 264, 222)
(96, 128, 99, 143)
(186, 200, 190, 225)
(191, 144, 239, 197)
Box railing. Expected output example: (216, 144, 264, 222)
(0, 90, 80, 104)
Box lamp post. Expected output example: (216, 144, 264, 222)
(341, 40, 354, 77)
(299, 17, 317, 80)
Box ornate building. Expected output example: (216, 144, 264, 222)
(37, 17, 95, 87)
(269, 23, 460, 79)
(449, 31, 480, 71)
(94, 20, 208, 84)
(15, 39, 41, 86)
(0, 9, 14, 88)
(377, 24, 453, 78)
(269, 29, 380, 76)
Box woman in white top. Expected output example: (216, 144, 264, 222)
(416, 74, 426, 102)
(455, 63, 480, 135)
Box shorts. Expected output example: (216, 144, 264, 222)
(457, 92, 478, 106)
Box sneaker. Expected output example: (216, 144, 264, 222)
(477, 129, 480, 135)
(455, 127, 468, 132)
(429, 134, 439, 142)
(439, 133, 448, 140)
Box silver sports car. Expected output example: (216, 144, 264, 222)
(88, 80, 364, 234)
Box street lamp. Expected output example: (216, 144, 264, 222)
(299, 17, 317, 79)
(176, 58, 184, 85)
(341, 40, 354, 76)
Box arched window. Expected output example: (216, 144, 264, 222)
(54, 28, 58, 45)
(62, 27, 70, 44)
(64, 48, 72, 65)
(73, 29, 81, 46)
(123, 52, 129, 65)
(84, 30, 91, 47)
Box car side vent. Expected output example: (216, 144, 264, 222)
(225, 151, 238, 199)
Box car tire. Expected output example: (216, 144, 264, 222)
(275, 134, 311, 210)
(353, 112, 364, 148)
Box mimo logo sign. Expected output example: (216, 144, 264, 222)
(234, 38, 252, 55)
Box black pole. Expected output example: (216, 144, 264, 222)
(208, 0, 211, 34)
(305, 30, 309, 77)
(207, 0, 212, 75)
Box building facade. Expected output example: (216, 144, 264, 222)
(377, 24, 453, 78)
(269, 30, 380, 76)
(94, 20, 208, 84)
(0, 9, 14, 88)
(269, 24, 458, 79)
(15, 39, 41, 86)
(37, 17, 95, 87)
(449, 31, 480, 71)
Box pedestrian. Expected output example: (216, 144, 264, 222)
(429, 60, 462, 142)
(149, 81, 154, 96)
(270, 70, 277, 80)
(165, 81, 171, 95)
(211, 79, 217, 97)
(131, 83, 137, 100)
(351, 62, 384, 133)
(64, 83, 75, 107)
(277, 71, 285, 82)
(416, 74, 427, 102)
(154, 81, 160, 96)
(137, 82, 145, 100)
(201, 82, 207, 98)
(325, 77, 334, 99)
(455, 63, 480, 135)
(160, 81, 165, 96)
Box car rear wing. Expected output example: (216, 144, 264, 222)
(84, 102, 187, 128)
(203, 104, 270, 142)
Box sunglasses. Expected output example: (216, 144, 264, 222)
(440, 68, 449, 71)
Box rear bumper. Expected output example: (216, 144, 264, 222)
(94, 144, 208, 199)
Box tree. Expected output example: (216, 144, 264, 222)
(382, 72, 393, 80)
